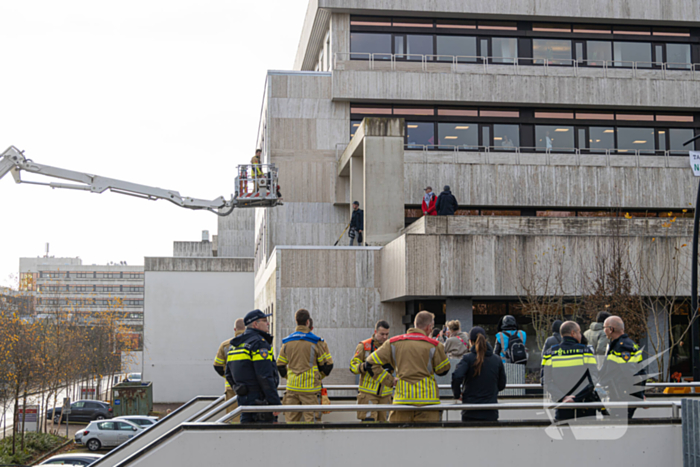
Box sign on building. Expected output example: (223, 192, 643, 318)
(690, 151, 700, 176)
(81, 387, 96, 400)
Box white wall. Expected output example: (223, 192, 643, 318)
(143, 262, 253, 403)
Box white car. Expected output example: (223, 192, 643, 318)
(39, 453, 103, 465)
(78, 419, 143, 451)
(124, 372, 141, 382)
(112, 415, 159, 429)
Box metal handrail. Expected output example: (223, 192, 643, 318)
(334, 52, 700, 80)
(214, 400, 682, 424)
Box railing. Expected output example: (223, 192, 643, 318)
(234, 163, 279, 203)
(197, 382, 700, 423)
(215, 400, 683, 424)
(334, 52, 700, 80)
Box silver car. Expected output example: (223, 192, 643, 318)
(39, 453, 103, 465)
(112, 415, 159, 429)
(78, 419, 143, 451)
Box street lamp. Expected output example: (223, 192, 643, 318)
(683, 134, 700, 382)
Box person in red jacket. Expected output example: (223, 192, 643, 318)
(422, 187, 437, 216)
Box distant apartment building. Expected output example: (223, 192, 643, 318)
(19, 257, 144, 348)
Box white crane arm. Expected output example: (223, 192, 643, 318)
(0, 146, 280, 215)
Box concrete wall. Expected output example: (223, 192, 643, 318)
(332, 69, 700, 110)
(217, 208, 255, 258)
(257, 246, 404, 385)
(124, 423, 683, 467)
(143, 257, 254, 403)
(172, 241, 213, 257)
(382, 216, 693, 300)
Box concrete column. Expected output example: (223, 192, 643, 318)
(350, 156, 364, 208)
(446, 298, 473, 332)
(363, 135, 404, 245)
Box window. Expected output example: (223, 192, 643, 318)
(536, 125, 574, 151)
(406, 122, 434, 147)
(436, 36, 477, 62)
(98, 422, 116, 430)
(350, 120, 361, 138)
(438, 123, 478, 149)
(666, 44, 691, 69)
(617, 127, 655, 153)
(587, 41, 612, 66)
(669, 129, 696, 153)
(533, 39, 572, 65)
(614, 41, 652, 67)
(589, 127, 615, 152)
(406, 35, 433, 59)
(493, 125, 519, 150)
(491, 38, 517, 64)
(118, 422, 137, 431)
(350, 33, 391, 59)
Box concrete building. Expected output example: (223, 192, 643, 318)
(213, 0, 700, 383)
(19, 257, 144, 344)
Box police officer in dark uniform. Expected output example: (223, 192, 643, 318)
(541, 321, 599, 422)
(225, 309, 281, 423)
(599, 315, 646, 419)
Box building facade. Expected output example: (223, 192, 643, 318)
(215, 0, 700, 382)
(19, 257, 144, 347)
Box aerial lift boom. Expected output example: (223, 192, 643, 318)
(0, 146, 280, 215)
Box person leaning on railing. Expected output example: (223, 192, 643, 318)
(451, 327, 507, 422)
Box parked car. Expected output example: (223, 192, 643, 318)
(46, 400, 113, 424)
(39, 453, 103, 465)
(124, 373, 141, 382)
(78, 419, 143, 451)
(113, 415, 159, 429)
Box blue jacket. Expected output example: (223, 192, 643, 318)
(494, 329, 526, 363)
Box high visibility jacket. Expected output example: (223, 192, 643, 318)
(214, 329, 244, 390)
(599, 334, 646, 401)
(225, 328, 281, 405)
(366, 328, 450, 405)
(277, 326, 333, 393)
(541, 336, 598, 403)
(350, 337, 394, 397)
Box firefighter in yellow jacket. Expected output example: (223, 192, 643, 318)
(213, 318, 246, 420)
(350, 320, 393, 421)
(366, 311, 450, 423)
(277, 309, 334, 422)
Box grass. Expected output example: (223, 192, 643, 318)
(0, 432, 67, 465)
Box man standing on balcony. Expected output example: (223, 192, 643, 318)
(350, 320, 393, 421)
(436, 186, 458, 216)
(349, 201, 364, 245)
(366, 311, 450, 423)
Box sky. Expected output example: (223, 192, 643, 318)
(0, 0, 308, 286)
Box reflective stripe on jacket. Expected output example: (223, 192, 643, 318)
(278, 325, 333, 393)
(350, 337, 393, 397)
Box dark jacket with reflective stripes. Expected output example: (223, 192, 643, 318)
(599, 333, 646, 401)
(541, 336, 598, 403)
(225, 328, 281, 405)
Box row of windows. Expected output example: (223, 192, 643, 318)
(37, 298, 144, 306)
(350, 32, 696, 68)
(350, 106, 698, 153)
(38, 271, 143, 279)
(38, 285, 143, 293)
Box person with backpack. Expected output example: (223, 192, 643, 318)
(493, 315, 528, 365)
(584, 311, 611, 356)
(451, 327, 507, 421)
(543, 320, 563, 353)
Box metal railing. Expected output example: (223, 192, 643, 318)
(214, 400, 683, 424)
(334, 52, 700, 80)
(198, 382, 699, 423)
(234, 163, 279, 204)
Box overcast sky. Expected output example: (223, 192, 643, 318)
(0, 0, 308, 286)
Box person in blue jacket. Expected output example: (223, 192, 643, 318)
(493, 315, 527, 364)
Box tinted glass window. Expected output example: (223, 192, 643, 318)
(614, 42, 652, 67)
(98, 422, 116, 430)
(494, 124, 519, 149)
(350, 33, 391, 59)
(406, 122, 435, 148)
(669, 129, 696, 153)
(667, 44, 691, 69)
(436, 36, 477, 62)
(438, 123, 478, 149)
(587, 41, 612, 66)
(72, 402, 85, 408)
(533, 39, 572, 65)
(536, 126, 574, 151)
(118, 422, 136, 430)
(350, 120, 361, 138)
(589, 127, 615, 152)
(492, 38, 517, 64)
(407, 35, 433, 58)
(617, 127, 655, 153)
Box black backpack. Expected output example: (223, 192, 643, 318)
(504, 331, 528, 365)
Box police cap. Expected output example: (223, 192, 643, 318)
(243, 309, 272, 326)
